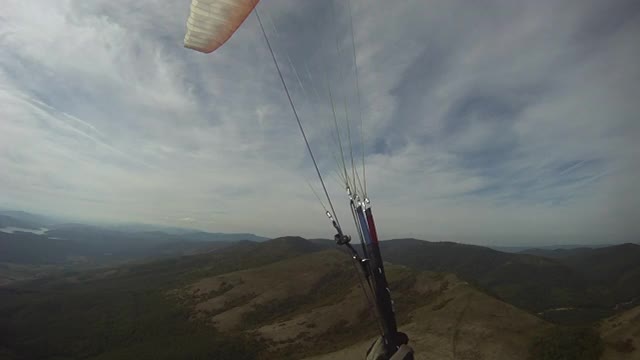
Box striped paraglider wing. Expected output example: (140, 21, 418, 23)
(184, 0, 260, 53)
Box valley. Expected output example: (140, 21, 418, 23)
(0, 232, 638, 359)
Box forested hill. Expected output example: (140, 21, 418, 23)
(0, 236, 554, 360)
(380, 239, 640, 324)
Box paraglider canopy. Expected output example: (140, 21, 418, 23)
(184, 0, 260, 53)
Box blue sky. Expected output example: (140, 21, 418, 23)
(1, 0, 638, 244)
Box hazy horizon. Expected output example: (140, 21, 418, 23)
(1, 207, 635, 248)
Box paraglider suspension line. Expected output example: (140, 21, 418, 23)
(255, 8, 342, 231)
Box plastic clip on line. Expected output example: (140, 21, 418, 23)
(327, 211, 334, 221)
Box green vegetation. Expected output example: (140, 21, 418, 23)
(608, 338, 636, 354)
(241, 265, 355, 328)
(0, 238, 320, 360)
(2, 236, 637, 359)
(432, 298, 454, 311)
(541, 308, 615, 326)
(382, 239, 640, 325)
(0, 268, 264, 360)
(529, 327, 604, 360)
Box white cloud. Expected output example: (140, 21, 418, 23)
(0, 0, 638, 244)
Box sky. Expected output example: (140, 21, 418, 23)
(1, 0, 638, 245)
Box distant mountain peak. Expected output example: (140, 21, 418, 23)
(268, 235, 307, 242)
(0, 214, 42, 230)
(613, 242, 640, 250)
(260, 236, 323, 254)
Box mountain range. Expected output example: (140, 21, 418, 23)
(379, 239, 640, 325)
(0, 237, 550, 359)
(0, 210, 638, 359)
(0, 210, 267, 266)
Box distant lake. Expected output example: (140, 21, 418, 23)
(0, 227, 48, 235)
